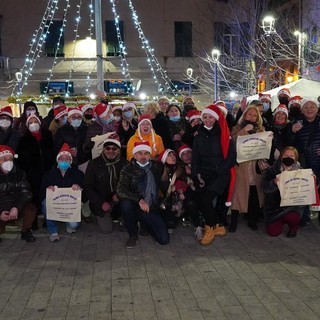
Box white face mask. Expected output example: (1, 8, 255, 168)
(204, 125, 213, 130)
(1, 160, 13, 172)
(0, 119, 12, 129)
(136, 161, 150, 167)
(26, 110, 36, 117)
(29, 123, 40, 132)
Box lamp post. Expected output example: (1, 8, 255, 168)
(15, 71, 23, 115)
(262, 16, 276, 90)
(294, 30, 306, 77)
(186, 66, 193, 96)
(211, 49, 220, 101)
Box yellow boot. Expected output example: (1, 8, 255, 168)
(212, 224, 226, 236)
(200, 225, 215, 246)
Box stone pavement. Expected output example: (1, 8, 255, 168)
(1, 216, 320, 320)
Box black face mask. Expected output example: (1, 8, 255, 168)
(183, 104, 195, 113)
(282, 157, 295, 166)
(279, 97, 289, 106)
(241, 120, 257, 134)
(289, 107, 301, 118)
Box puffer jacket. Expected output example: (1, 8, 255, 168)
(0, 165, 33, 212)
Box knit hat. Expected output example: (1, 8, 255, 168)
(122, 102, 137, 111)
(132, 141, 152, 155)
(288, 95, 303, 109)
(94, 103, 110, 118)
(273, 104, 288, 118)
(56, 143, 72, 162)
(0, 144, 18, 159)
(277, 88, 291, 98)
(300, 98, 319, 110)
(186, 110, 201, 123)
(68, 107, 83, 117)
(54, 105, 68, 119)
(26, 114, 41, 126)
(178, 144, 192, 159)
(81, 104, 93, 113)
(0, 106, 13, 119)
(103, 138, 121, 149)
(258, 93, 272, 102)
(158, 149, 175, 164)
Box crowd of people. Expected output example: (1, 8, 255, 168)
(0, 89, 319, 248)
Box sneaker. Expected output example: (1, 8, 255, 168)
(200, 225, 215, 246)
(21, 230, 36, 242)
(126, 236, 138, 249)
(287, 231, 297, 238)
(66, 226, 76, 234)
(194, 226, 203, 241)
(212, 224, 226, 236)
(50, 233, 60, 242)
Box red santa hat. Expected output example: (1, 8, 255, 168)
(310, 176, 320, 211)
(132, 141, 152, 155)
(277, 88, 291, 98)
(56, 143, 73, 162)
(0, 106, 13, 119)
(186, 109, 201, 123)
(258, 93, 272, 102)
(174, 180, 188, 193)
(68, 107, 83, 117)
(214, 101, 228, 117)
(273, 104, 288, 118)
(112, 105, 123, 112)
(138, 114, 152, 126)
(94, 103, 110, 118)
(0, 144, 18, 159)
(81, 104, 93, 113)
(225, 166, 236, 207)
(288, 95, 303, 109)
(26, 114, 41, 126)
(54, 105, 68, 119)
(122, 102, 137, 111)
(178, 144, 192, 159)
(158, 149, 175, 164)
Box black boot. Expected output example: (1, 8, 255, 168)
(21, 230, 36, 242)
(228, 210, 238, 233)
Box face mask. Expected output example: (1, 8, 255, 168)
(282, 157, 295, 167)
(84, 114, 93, 120)
(136, 161, 149, 167)
(26, 110, 36, 117)
(184, 104, 195, 113)
(29, 123, 40, 132)
(262, 102, 270, 112)
(204, 125, 213, 130)
(169, 115, 181, 122)
(1, 160, 13, 172)
(0, 119, 11, 129)
(113, 116, 121, 122)
(279, 97, 289, 105)
(101, 115, 114, 125)
(290, 107, 301, 118)
(124, 111, 133, 118)
(58, 161, 71, 171)
(70, 119, 82, 128)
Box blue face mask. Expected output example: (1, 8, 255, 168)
(62, 117, 67, 126)
(58, 161, 71, 171)
(169, 115, 181, 122)
(70, 119, 82, 128)
(101, 115, 114, 125)
(124, 111, 133, 118)
(262, 102, 270, 112)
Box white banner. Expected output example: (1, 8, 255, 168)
(46, 187, 82, 222)
(91, 133, 110, 159)
(277, 169, 316, 207)
(236, 131, 273, 163)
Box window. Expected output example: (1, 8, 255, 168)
(40, 81, 73, 95)
(45, 20, 64, 57)
(106, 20, 124, 57)
(174, 22, 192, 57)
(104, 80, 132, 95)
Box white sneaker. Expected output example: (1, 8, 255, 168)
(66, 227, 76, 234)
(50, 233, 60, 242)
(194, 226, 203, 240)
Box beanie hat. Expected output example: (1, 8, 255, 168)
(258, 93, 272, 102)
(300, 98, 319, 110)
(277, 88, 291, 98)
(178, 144, 192, 159)
(56, 143, 72, 162)
(26, 114, 41, 126)
(54, 105, 68, 119)
(122, 102, 137, 111)
(68, 107, 83, 117)
(288, 95, 303, 109)
(0, 144, 18, 159)
(273, 104, 288, 117)
(81, 104, 93, 113)
(158, 149, 175, 164)
(186, 110, 201, 123)
(103, 138, 121, 149)
(94, 103, 110, 118)
(0, 106, 13, 119)
(132, 141, 152, 155)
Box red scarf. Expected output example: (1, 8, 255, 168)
(31, 131, 42, 141)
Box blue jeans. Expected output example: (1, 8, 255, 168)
(42, 200, 80, 235)
(120, 199, 169, 245)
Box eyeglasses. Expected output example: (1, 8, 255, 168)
(105, 146, 118, 151)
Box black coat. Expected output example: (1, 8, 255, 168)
(0, 127, 21, 152)
(151, 113, 173, 149)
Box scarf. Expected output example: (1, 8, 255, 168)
(31, 131, 42, 141)
(101, 152, 120, 192)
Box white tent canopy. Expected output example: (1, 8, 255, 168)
(248, 78, 320, 110)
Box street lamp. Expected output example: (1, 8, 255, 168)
(294, 30, 306, 77)
(212, 48, 220, 101)
(186, 66, 193, 96)
(262, 16, 276, 90)
(15, 71, 23, 115)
